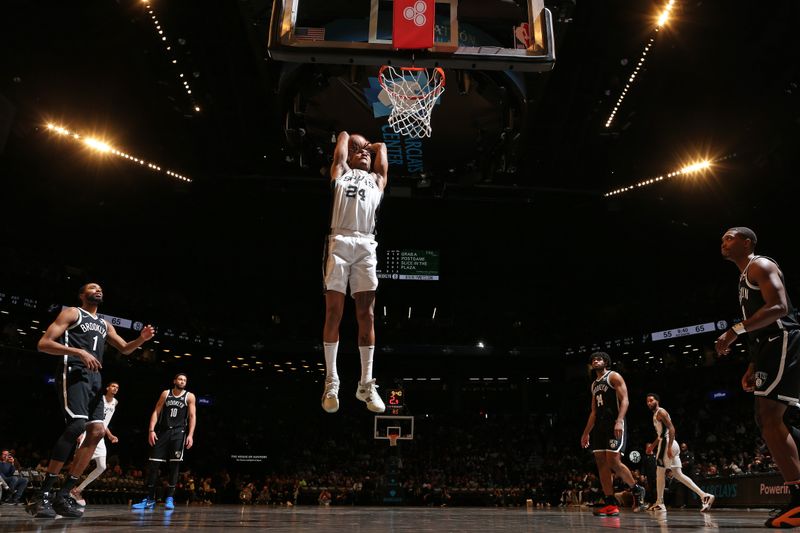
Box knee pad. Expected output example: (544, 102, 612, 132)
(52, 419, 86, 462)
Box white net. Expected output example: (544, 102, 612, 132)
(379, 66, 445, 139)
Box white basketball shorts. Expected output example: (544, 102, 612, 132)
(323, 231, 379, 296)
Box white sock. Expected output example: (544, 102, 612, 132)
(359, 345, 375, 383)
(323, 342, 339, 380)
(77, 456, 107, 492)
(656, 466, 665, 504)
(671, 467, 706, 497)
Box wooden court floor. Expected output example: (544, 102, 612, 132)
(0, 504, 778, 532)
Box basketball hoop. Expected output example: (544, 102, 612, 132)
(379, 65, 445, 139)
(388, 434, 400, 447)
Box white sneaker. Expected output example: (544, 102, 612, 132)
(70, 489, 86, 507)
(321, 376, 340, 413)
(700, 493, 715, 512)
(355, 379, 386, 413)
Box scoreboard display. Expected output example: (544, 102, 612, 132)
(387, 387, 404, 409)
(650, 321, 720, 341)
(377, 249, 440, 281)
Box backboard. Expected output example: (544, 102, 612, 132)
(374, 415, 415, 441)
(268, 0, 555, 72)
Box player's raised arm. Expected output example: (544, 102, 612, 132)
(331, 131, 351, 180)
(105, 323, 155, 355)
(367, 141, 388, 190)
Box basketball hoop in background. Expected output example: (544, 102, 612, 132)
(379, 65, 445, 138)
(387, 426, 402, 447)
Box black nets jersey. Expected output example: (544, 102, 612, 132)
(591, 371, 619, 422)
(739, 256, 799, 343)
(158, 389, 189, 430)
(61, 308, 108, 368)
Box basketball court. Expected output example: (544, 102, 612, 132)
(2, 1, 799, 530)
(0, 504, 776, 532)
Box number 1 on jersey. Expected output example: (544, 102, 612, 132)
(92, 335, 98, 351)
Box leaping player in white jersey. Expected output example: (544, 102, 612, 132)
(71, 382, 120, 507)
(644, 393, 714, 512)
(321, 131, 388, 414)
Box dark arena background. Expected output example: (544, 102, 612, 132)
(1, 0, 800, 531)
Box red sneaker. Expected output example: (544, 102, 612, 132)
(593, 504, 620, 517)
(765, 504, 800, 528)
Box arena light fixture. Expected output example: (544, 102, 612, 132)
(657, 0, 675, 27)
(45, 123, 192, 182)
(604, 158, 714, 197)
(83, 137, 112, 153)
(681, 160, 711, 173)
(605, 1, 676, 128)
(141, 0, 201, 114)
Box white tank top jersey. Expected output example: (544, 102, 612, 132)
(79, 396, 117, 445)
(330, 169, 383, 235)
(652, 407, 669, 439)
(102, 396, 118, 427)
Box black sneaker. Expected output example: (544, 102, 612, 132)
(53, 494, 84, 518)
(632, 484, 647, 512)
(26, 492, 57, 519)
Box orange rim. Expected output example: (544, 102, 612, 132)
(378, 66, 446, 101)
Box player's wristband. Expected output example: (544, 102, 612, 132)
(731, 322, 746, 336)
(149, 430, 155, 433)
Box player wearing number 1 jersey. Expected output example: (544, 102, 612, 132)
(133, 373, 196, 510)
(29, 283, 155, 519)
(320, 131, 388, 415)
(581, 352, 646, 516)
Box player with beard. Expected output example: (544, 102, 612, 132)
(715, 227, 800, 527)
(320, 132, 388, 414)
(581, 352, 646, 516)
(644, 393, 714, 512)
(132, 373, 196, 510)
(28, 283, 155, 518)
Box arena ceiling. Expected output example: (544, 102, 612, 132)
(1, 0, 799, 346)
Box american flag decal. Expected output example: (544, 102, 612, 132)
(294, 27, 326, 41)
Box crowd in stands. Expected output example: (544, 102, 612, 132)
(1, 347, 783, 508)
(0, 264, 777, 508)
